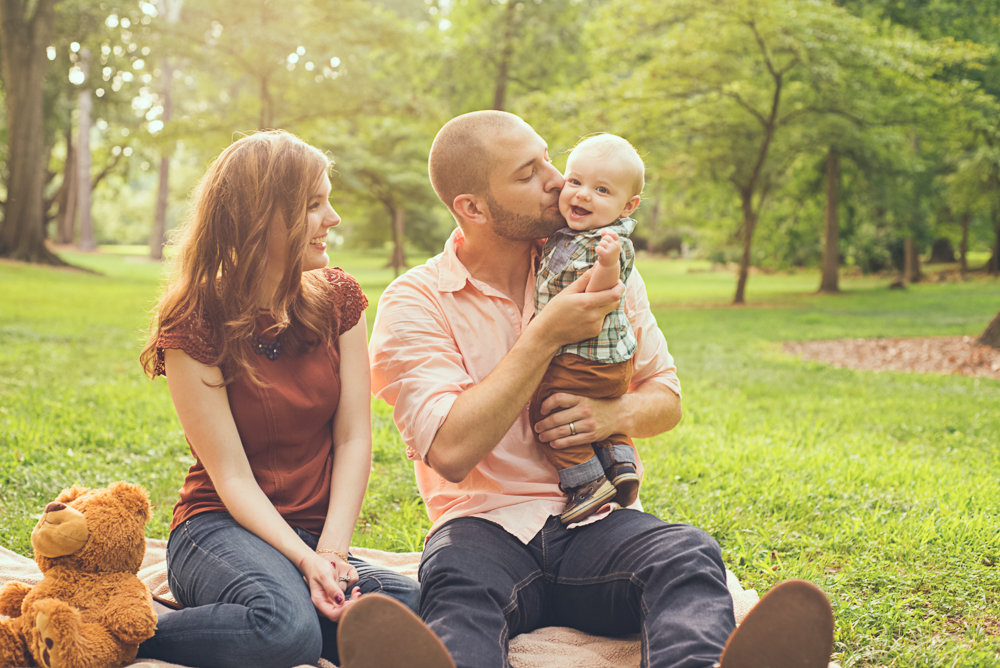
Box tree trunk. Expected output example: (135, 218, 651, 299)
(56, 126, 78, 244)
(980, 310, 1000, 349)
(150, 66, 174, 260)
(989, 214, 1000, 275)
(388, 205, 407, 278)
(734, 190, 755, 305)
(959, 211, 969, 278)
(0, 0, 65, 264)
(76, 49, 96, 251)
(150, 0, 182, 260)
(819, 146, 840, 293)
(904, 237, 921, 283)
(492, 0, 517, 111)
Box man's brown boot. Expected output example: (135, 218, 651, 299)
(718, 579, 834, 668)
(337, 595, 456, 668)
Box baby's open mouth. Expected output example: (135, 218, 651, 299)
(571, 206, 591, 217)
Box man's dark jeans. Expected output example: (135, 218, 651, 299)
(419, 510, 736, 668)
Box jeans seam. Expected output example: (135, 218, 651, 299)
(180, 519, 279, 637)
(556, 571, 644, 586)
(500, 570, 542, 668)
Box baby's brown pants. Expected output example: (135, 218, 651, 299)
(529, 353, 634, 473)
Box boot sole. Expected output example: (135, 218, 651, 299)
(609, 471, 639, 506)
(719, 579, 833, 668)
(337, 595, 456, 668)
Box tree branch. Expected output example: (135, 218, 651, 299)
(722, 91, 768, 127)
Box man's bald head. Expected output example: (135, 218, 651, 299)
(428, 111, 529, 215)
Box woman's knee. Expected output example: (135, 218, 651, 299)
(246, 603, 323, 668)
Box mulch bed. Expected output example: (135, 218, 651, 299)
(783, 336, 1000, 380)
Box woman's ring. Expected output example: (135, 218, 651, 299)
(569, 421, 576, 436)
(339, 575, 351, 583)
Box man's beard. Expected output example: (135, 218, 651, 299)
(484, 192, 565, 241)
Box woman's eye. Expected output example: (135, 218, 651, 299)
(308, 202, 320, 210)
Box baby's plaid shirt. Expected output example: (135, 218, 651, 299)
(534, 217, 638, 364)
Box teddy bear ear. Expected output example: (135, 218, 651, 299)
(55, 485, 90, 505)
(108, 481, 152, 523)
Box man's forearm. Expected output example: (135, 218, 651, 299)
(617, 381, 682, 439)
(426, 327, 557, 482)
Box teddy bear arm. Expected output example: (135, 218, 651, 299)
(0, 582, 32, 619)
(101, 588, 158, 646)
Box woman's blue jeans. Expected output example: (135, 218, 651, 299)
(136, 512, 420, 668)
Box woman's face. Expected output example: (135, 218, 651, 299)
(267, 172, 341, 276)
(302, 172, 340, 271)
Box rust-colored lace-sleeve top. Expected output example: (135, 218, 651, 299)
(155, 267, 368, 535)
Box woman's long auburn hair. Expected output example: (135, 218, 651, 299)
(140, 130, 334, 386)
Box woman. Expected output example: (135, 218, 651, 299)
(137, 130, 421, 668)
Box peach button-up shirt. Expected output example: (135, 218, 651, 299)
(369, 228, 681, 544)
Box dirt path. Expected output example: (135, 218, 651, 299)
(783, 336, 1000, 380)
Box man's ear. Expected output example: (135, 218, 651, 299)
(452, 194, 491, 227)
(621, 195, 641, 218)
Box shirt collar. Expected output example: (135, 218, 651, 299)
(436, 227, 544, 294)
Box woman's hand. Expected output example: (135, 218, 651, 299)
(534, 394, 620, 450)
(299, 552, 359, 621)
(318, 552, 359, 592)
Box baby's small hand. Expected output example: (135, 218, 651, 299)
(596, 232, 621, 267)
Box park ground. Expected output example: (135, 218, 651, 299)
(1, 248, 999, 667)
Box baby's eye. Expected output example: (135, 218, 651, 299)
(569, 179, 581, 186)
(597, 186, 609, 194)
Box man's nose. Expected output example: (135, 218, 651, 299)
(542, 162, 564, 191)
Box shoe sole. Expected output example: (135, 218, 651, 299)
(609, 471, 639, 507)
(718, 579, 833, 668)
(560, 480, 618, 525)
(337, 595, 456, 668)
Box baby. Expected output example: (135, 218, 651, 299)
(529, 133, 644, 524)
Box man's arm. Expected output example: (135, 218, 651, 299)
(427, 273, 624, 483)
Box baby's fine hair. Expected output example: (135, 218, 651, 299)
(571, 134, 645, 198)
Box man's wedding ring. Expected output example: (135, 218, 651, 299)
(569, 422, 576, 436)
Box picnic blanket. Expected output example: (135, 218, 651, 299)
(1, 540, 762, 668)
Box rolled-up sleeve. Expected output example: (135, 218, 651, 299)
(624, 268, 681, 398)
(369, 279, 473, 461)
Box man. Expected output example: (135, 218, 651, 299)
(367, 110, 834, 668)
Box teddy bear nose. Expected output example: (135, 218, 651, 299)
(45, 502, 67, 513)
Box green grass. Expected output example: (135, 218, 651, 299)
(1, 250, 999, 666)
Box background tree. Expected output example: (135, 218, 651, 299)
(0, 0, 64, 263)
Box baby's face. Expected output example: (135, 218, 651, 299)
(558, 147, 636, 231)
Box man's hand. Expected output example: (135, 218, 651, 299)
(534, 270, 624, 352)
(534, 393, 619, 449)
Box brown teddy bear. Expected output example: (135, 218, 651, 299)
(0, 482, 158, 668)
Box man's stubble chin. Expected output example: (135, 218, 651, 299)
(487, 193, 566, 242)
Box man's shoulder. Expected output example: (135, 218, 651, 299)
(380, 254, 446, 299)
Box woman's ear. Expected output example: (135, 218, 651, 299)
(621, 195, 641, 218)
(452, 194, 491, 227)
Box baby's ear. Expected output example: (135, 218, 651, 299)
(622, 195, 641, 217)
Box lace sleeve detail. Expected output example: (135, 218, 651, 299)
(153, 309, 220, 377)
(323, 267, 369, 337)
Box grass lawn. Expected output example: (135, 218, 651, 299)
(1, 247, 999, 666)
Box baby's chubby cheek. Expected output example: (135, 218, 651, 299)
(557, 187, 574, 217)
